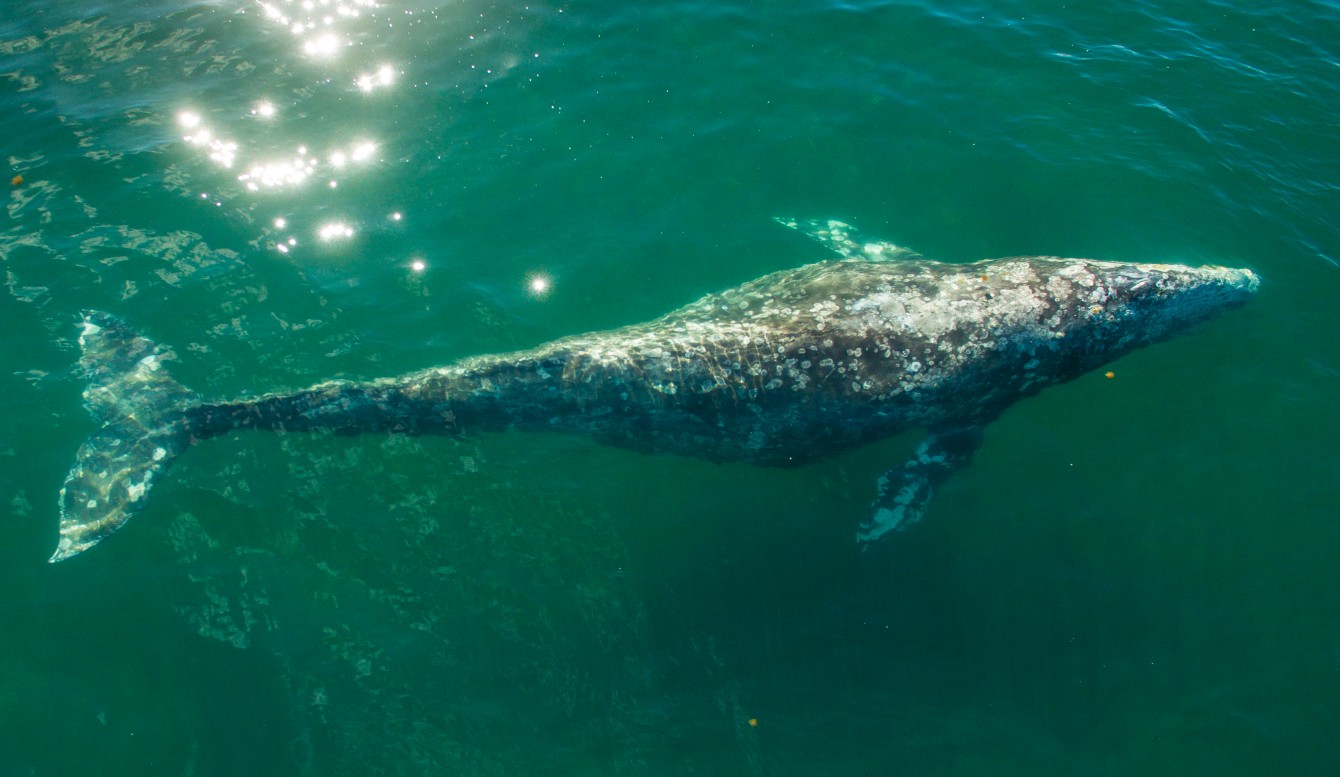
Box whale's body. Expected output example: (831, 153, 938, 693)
(51, 222, 1259, 561)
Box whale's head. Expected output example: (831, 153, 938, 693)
(1044, 259, 1259, 371)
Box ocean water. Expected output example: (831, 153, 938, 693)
(2, 0, 1338, 774)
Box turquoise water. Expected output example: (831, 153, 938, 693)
(2, 0, 1339, 773)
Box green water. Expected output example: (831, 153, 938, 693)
(2, 1, 1338, 774)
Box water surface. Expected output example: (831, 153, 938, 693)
(2, 1, 1338, 774)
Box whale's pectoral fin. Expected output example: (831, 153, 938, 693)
(858, 425, 985, 548)
(774, 218, 922, 262)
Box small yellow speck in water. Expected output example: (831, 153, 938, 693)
(1105, 371, 1115, 379)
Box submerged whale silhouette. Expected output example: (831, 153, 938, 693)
(50, 221, 1259, 561)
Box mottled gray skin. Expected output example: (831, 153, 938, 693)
(51, 222, 1259, 561)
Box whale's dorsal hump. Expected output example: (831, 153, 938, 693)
(776, 218, 923, 262)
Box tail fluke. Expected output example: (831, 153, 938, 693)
(51, 312, 198, 562)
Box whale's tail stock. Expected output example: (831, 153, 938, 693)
(50, 311, 199, 562)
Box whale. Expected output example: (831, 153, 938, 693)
(49, 220, 1259, 561)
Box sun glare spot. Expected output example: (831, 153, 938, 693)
(318, 221, 355, 241)
(257, 0, 381, 59)
(358, 64, 397, 92)
(527, 272, 552, 297)
(303, 33, 342, 57)
(179, 115, 240, 169)
(238, 155, 318, 189)
(350, 140, 377, 161)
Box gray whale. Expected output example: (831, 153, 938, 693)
(51, 220, 1259, 561)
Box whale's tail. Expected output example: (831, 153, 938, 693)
(50, 312, 199, 562)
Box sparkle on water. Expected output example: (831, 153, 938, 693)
(318, 221, 355, 241)
(357, 64, 397, 92)
(527, 273, 552, 297)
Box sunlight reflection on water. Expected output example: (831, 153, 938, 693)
(168, 0, 408, 260)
